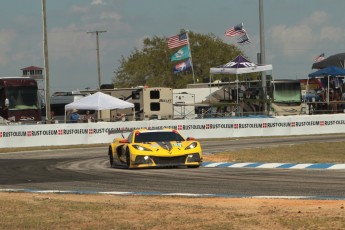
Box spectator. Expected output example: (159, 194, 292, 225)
(115, 112, 126, 121)
(50, 111, 56, 124)
(83, 110, 95, 122)
(70, 109, 80, 123)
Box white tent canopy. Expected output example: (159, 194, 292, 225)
(65, 92, 134, 110)
(64, 92, 134, 122)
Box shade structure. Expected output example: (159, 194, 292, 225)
(65, 92, 134, 111)
(210, 55, 272, 75)
(64, 92, 134, 122)
(308, 66, 345, 78)
(209, 55, 273, 109)
(308, 66, 345, 105)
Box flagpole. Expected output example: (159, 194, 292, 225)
(186, 31, 196, 84)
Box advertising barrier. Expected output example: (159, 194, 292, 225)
(1, 114, 345, 148)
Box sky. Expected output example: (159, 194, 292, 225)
(1, 0, 345, 93)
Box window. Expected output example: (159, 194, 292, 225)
(6, 86, 38, 109)
(134, 131, 184, 143)
(150, 90, 160, 99)
(127, 132, 133, 143)
(132, 90, 140, 99)
(150, 102, 160, 111)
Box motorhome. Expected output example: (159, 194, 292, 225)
(173, 87, 219, 119)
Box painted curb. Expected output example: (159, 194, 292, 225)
(201, 162, 345, 169)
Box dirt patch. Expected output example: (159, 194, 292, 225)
(0, 193, 344, 229)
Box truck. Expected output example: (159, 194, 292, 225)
(0, 77, 42, 123)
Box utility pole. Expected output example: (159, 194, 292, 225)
(42, 0, 51, 122)
(87, 30, 107, 90)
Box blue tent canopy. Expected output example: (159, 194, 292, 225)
(308, 66, 345, 105)
(308, 66, 345, 78)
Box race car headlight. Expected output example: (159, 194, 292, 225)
(132, 145, 152, 151)
(187, 153, 201, 163)
(134, 155, 153, 165)
(185, 142, 198, 150)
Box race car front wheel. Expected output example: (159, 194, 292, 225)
(108, 147, 114, 167)
(125, 148, 131, 169)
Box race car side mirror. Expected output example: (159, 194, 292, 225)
(119, 139, 129, 143)
(187, 137, 195, 141)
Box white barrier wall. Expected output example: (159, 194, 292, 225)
(1, 114, 345, 148)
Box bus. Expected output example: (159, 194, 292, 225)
(0, 77, 42, 123)
(270, 79, 303, 116)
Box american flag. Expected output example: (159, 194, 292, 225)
(167, 33, 189, 49)
(314, 53, 325, 63)
(225, 23, 246, 37)
(237, 32, 251, 45)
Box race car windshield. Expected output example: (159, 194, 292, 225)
(135, 132, 185, 143)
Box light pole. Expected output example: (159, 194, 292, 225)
(259, 0, 267, 114)
(87, 30, 107, 90)
(42, 0, 51, 122)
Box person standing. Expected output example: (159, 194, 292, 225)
(83, 110, 95, 122)
(70, 109, 80, 123)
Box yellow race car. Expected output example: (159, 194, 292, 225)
(108, 128, 202, 169)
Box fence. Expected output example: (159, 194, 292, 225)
(1, 114, 345, 148)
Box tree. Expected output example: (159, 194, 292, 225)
(113, 31, 244, 89)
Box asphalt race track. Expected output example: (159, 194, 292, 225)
(0, 134, 345, 198)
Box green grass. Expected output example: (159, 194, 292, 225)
(0, 194, 344, 230)
(204, 141, 345, 163)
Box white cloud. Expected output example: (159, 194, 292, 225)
(302, 11, 329, 26)
(267, 11, 345, 57)
(69, 5, 90, 13)
(269, 24, 314, 57)
(91, 0, 104, 5)
(100, 11, 121, 20)
(319, 26, 345, 41)
(48, 25, 94, 62)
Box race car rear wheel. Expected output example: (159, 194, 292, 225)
(108, 147, 114, 167)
